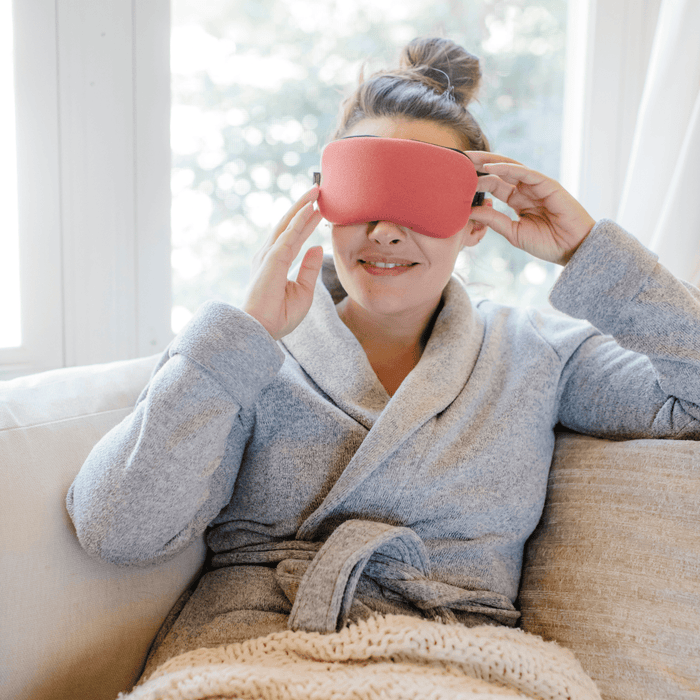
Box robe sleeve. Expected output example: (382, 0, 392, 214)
(66, 301, 285, 566)
(547, 219, 700, 439)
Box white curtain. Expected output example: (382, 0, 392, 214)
(616, 0, 700, 285)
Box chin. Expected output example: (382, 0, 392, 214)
(336, 257, 448, 313)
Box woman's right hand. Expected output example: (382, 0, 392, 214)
(242, 186, 325, 340)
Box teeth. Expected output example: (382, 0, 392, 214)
(365, 262, 411, 268)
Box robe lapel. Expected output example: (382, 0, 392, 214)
(281, 268, 389, 431)
(283, 258, 485, 539)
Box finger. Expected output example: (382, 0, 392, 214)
(465, 151, 524, 168)
(468, 205, 517, 243)
(294, 245, 324, 294)
(481, 162, 553, 190)
(475, 173, 516, 205)
(271, 204, 323, 267)
(268, 186, 320, 244)
(254, 203, 319, 283)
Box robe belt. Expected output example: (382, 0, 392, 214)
(211, 520, 520, 632)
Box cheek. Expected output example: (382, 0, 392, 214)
(330, 226, 360, 279)
(331, 224, 365, 259)
(331, 224, 353, 244)
(419, 238, 464, 270)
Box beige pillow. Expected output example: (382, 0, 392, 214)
(519, 433, 700, 700)
(0, 356, 206, 700)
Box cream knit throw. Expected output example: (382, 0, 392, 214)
(120, 614, 600, 700)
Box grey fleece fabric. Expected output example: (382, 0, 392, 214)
(66, 220, 700, 668)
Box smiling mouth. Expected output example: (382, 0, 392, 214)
(357, 260, 418, 277)
(359, 260, 417, 268)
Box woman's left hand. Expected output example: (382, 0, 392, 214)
(465, 151, 596, 265)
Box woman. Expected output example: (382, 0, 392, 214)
(67, 37, 700, 679)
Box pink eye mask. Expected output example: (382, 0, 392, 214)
(315, 135, 483, 239)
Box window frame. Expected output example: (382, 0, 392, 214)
(1, 0, 63, 379)
(1, 0, 172, 380)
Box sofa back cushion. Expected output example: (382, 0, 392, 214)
(0, 355, 206, 700)
(518, 433, 700, 700)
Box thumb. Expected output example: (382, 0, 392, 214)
(468, 198, 493, 231)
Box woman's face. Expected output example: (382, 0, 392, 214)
(330, 117, 485, 322)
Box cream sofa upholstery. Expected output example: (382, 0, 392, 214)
(1, 355, 698, 700)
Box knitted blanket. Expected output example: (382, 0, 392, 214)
(120, 614, 601, 700)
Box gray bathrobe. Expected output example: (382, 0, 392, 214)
(67, 220, 700, 672)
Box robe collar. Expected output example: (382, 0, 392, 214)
(281, 256, 485, 538)
(282, 256, 484, 420)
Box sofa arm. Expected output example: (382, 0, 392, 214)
(518, 433, 700, 700)
(0, 355, 207, 700)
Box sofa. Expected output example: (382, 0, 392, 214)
(1, 354, 698, 700)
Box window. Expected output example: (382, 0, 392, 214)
(170, 0, 569, 333)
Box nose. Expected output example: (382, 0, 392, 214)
(367, 220, 406, 245)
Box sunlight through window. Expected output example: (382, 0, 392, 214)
(170, 0, 568, 333)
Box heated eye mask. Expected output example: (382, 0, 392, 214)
(315, 135, 484, 239)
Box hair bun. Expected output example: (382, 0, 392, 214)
(329, 36, 490, 152)
(398, 37, 482, 106)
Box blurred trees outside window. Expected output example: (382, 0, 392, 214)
(171, 0, 568, 333)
